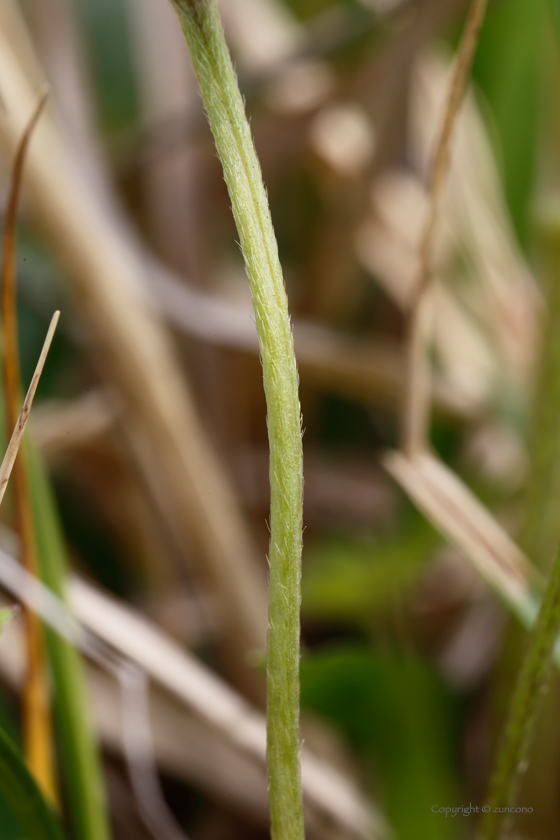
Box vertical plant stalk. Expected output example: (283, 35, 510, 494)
(167, 2, 304, 837)
(506, 236, 560, 827)
(478, 545, 560, 840)
(402, 0, 489, 456)
(29, 448, 112, 840)
(1, 91, 58, 805)
(521, 240, 560, 570)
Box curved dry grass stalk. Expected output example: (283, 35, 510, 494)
(410, 52, 539, 379)
(118, 665, 191, 840)
(87, 667, 270, 827)
(359, 102, 539, 406)
(402, 0, 489, 456)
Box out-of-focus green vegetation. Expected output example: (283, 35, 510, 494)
(2, 0, 560, 838)
(301, 648, 464, 840)
(472, 0, 547, 246)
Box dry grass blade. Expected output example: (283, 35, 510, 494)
(1, 89, 57, 803)
(87, 668, 271, 827)
(383, 450, 541, 622)
(0, 543, 383, 840)
(0, 582, 377, 840)
(0, 311, 60, 506)
(118, 665, 190, 840)
(402, 0, 489, 456)
(70, 577, 380, 839)
(410, 53, 540, 380)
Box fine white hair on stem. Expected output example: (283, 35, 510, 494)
(169, 2, 305, 837)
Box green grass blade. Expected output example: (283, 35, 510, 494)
(472, 0, 546, 246)
(0, 724, 67, 840)
(28, 444, 111, 840)
(520, 240, 560, 570)
(478, 544, 560, 840)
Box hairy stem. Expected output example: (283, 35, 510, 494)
(167, 2, 304, 838)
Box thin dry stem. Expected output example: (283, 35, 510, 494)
(402, 0, 489, 456)
(0, 312, 60, 507)
(0, 89, 57, 804)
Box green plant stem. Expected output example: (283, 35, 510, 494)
(522, 239, 560, 570)
(507, 212, 560, 825)
(29, 444, 111, 840)
(478, 544, 560, 840)
(168, 2, 304, 838)
(0, 725, 67, 840)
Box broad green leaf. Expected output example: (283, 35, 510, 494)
(301, 647, 465, 840)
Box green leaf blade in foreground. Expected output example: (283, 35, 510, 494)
(168, 2, 304, 838)
(0, 725, 66, 840)
(29, 444, 111, 840)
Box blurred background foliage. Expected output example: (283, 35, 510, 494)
(1, 0, 560, 838)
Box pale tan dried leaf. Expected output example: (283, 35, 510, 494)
(0, 311, 59, 507)
(383, 450, 542, 621)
